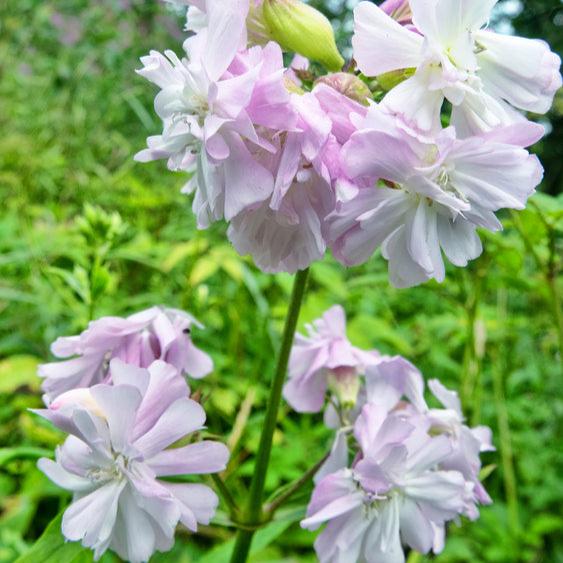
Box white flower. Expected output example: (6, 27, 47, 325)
(36, 359, 229, 562)
(352, 0, 562, 134)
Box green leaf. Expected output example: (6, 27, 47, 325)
(0, 355, 41, 393)
(0, 447, 53, 467)
(15, 514, 93, 563)
(45, 266, 89, 304)
(190, 259, 220, 286)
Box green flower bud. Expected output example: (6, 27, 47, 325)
(315, 72, 372, 105)
(327, 367, 361, 410)
(263, 0, 345, 72)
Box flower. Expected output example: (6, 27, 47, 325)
(352, 0, 562, 134)
(38, 306, 212, 403)
(36, 359, 229, 562)
(426, 379, 494, 518)
(184, 0, 269, 46)
(227, 92, 336, 273)
(186, 42, 297, 228)
(302, 404, 469, 562)
(364, 355, 428, 414)
(379, 0, 414, 29)
(283, 305, 380, 412)
(329, 106, 544, 287)
(136, 34, 298, 229)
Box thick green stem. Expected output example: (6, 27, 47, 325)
(230, 268, 310, 563)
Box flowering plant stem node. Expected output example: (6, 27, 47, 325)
(230, 267, 310, 563)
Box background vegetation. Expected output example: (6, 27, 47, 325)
(0, 0, 561, 561)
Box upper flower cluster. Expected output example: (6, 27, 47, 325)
(35, 307, 228, 562)
(137, 0, 560, 286)
(288, 306, 494, 562)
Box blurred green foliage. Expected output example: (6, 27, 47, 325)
(0, 0, 562, 561)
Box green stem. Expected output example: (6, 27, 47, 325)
(211, 473, 240, 518)
(406, 551, 423, 563)
(230, 268, 310, 563)
(493, 288, 520, 533)
(264, 452, 330, 516)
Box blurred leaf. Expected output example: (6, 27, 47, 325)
(0, 447, 52, 467)
(190, 259, 220, 286)
(0, 356, 41, 393)
(14, 513, 93, 563)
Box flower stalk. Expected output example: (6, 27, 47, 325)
(230, 268, 310, 563)
(264, 452, 330, 516)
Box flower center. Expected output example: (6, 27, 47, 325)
(86, 454, 127, 484)
(436, 166, 468, 203)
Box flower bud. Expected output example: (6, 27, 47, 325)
(327, 367, 361, 409)
(315, 72, 371, 105)
(263, 0, 345, 71)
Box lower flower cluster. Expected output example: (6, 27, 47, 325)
(35, 307, 229, 563)
(286, 306, 494, 562)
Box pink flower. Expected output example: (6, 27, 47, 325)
(352, 0, 562, 134)
(183, 1, 268, 47)
(329, 106, 544, 287)
(227, 92, 336, 273)
(302, 404, 468, 562)
(316, 355, 428, 481)
(136, 35, 299, 231)
(38, 307, 212, 403)
(426, 379, 494, 518)
(364, 355, 428, 414)
(35, 359, 229, 562)
(379, 0, 414, 29)
(312, 82, 368, 147)
(283, 305, 380, 413)
(285, 53, 310, 87)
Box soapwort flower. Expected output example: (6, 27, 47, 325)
(36, 359, 229, 562)
(38, 307, 212, 402)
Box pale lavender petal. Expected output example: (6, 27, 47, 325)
(314, 430, 350, 484)
(90, 384, 143, 454)
(108, 359, 150, 395)
(352, 2, 423, 76)
(399, 498, 434, 553)
(428, 379, 462, 415)
(133, 398, 206, 458)
(162, 482, 219, 528)
(147, 441, 229, 476)
(62, 480, 124, 548)
(110, 486, 157, 563)
(134, 360, 189, 438)
(37, 458, 94, 493)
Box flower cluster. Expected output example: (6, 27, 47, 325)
(286, 306, 494, 562)
(35, 307, 228, 562)
(38, 306, 212, 403)
(137, 0, 560, 286)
